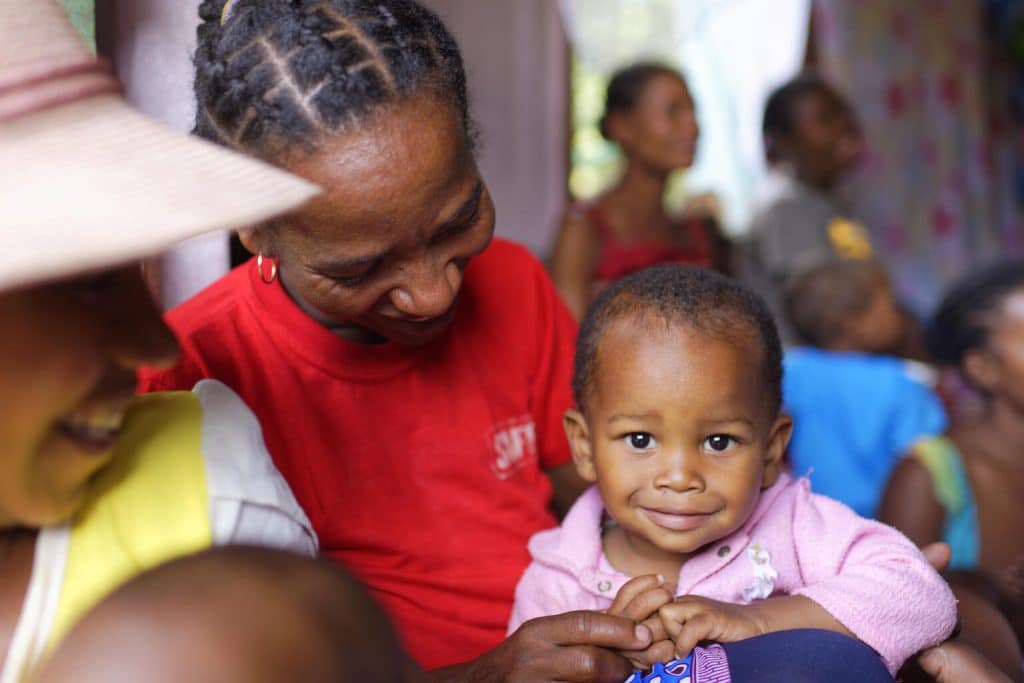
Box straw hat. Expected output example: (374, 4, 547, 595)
(0, 1, 320, 292)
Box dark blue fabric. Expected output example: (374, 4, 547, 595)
(721, 629, 893, 682)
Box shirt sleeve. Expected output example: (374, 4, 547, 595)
(193, 379, 318, 556)
(886, 367, 947, 459)
(788, 484, 957, 674)
(527, 256, 579, 470)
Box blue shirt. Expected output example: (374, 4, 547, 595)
(783, 348, 947, 518)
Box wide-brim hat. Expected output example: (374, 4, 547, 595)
(0, 1, 320, 292)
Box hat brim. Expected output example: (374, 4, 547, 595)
(0, 94, 319, 292)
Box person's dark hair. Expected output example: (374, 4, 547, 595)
(783, 259, 888, 349)
(193, 0, 474, 159)
(599, 61, 683, 140)
(573, 265, 783, 416)
(926, 259, 1024, 369)
(762, 73, 835, 163)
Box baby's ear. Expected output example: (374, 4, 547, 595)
(563, 409, 597, 483)
(761, 412, 793, 489)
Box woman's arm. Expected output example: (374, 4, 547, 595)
(877, 456, 945, 547)
(549, 212, 599, 320)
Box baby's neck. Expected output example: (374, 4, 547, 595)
(601, 525, 689, 591)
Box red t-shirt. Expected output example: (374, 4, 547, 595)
(139, 239, 577, 670)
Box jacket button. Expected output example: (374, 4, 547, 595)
(598, 580, 612, 592)
(717, 545, 731, 557)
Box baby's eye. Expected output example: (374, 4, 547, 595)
(704, 435, 737, 453)
(624, 433, 657, 451)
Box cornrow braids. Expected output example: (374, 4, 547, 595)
(573, 265, 783, 417)
(926, 259, 1024, 369)
(194, 0, 474, 158)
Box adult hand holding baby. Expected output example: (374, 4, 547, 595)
(605, 575, 676, 669)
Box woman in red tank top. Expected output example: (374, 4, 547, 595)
(550, 63, 728, 319)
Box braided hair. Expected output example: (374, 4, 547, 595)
(926, 259, 1024, 370)
(193, 0, 474, 159)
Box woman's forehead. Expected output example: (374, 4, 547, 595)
(283, 97, 477, 239)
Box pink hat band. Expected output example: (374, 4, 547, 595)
(0, 56, 121, 124)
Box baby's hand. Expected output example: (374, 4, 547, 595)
(658, 595, 767, 656)
(606, 575, 676, 670)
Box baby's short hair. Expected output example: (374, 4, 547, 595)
(783, 259, 888, 348)
(573, 265, 783, 416)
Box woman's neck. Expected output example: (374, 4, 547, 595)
(607, 160, 670, 218)
(964, 399, 1024, 471)
(0, 528, 38, 672)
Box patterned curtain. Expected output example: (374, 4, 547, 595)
(812, 0, 1024, 313)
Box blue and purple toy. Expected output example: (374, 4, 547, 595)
(623, 653, 694, 683)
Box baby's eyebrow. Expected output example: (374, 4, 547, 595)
(607, 412, 661, 424)
(702, 416, 755, 427)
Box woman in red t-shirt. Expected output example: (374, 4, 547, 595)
(550, 62, 729, 319)
(140, 0, 656, 679)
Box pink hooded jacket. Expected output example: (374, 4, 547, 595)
(508, 474, 957, 674)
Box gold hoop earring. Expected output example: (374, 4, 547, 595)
(257, 254, 277, 284)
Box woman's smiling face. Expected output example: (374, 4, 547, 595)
(244, 96, 495, 347)
(0, 267, 178, 527)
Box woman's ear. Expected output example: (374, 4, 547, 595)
(963, 348, 999, 394)
(761, 412, 793, 489)
(563, 409, 597, 483)
(236, 226, 275, 258)
(603, 110, 632, 148)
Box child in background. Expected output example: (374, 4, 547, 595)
(782, 259, 946, 517)
(38, 546, 424, 683)
(742, 74, 869, 345)
(509, 266, 955, 680)
(880, 260, 1024, 677)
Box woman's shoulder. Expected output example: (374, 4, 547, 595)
(465, 238, 552, 302)
(164, 261, 253, 333)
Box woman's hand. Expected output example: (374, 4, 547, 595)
(657, 595, 767, 657)
(918, 642, 1013, 683)
(606, 574, 676, 669)
(429, 611, 652, 683)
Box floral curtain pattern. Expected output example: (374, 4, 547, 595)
(813, 0, 1024, 313)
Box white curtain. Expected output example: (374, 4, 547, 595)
(561, 0, 811, 234)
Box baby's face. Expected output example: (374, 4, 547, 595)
(569, 318, 790, 565)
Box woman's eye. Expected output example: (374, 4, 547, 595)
(624, 433, 657, 451)
(704, 435, 736, 453)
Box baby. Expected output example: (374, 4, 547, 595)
(508, 266, 956, 679)
(36, 546, 424, 683)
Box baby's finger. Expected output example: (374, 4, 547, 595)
(674, 612, 716, 657)
(618, 586, 674, 622)
(607, 575, 664, 616)
(618, 640, 677, 671)
(639, 615, 667, 643)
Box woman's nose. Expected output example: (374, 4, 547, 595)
(390, 259, 463, 320)
(104, 267, 178, 371)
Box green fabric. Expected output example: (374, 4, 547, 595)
(911, 436, 980, 570)
(58, 0, 95, 51)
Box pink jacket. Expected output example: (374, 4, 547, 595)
(508, 475, 956, 674)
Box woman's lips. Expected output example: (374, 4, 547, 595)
(54, 408, 125, 455)
(642, 508, 714, 532)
